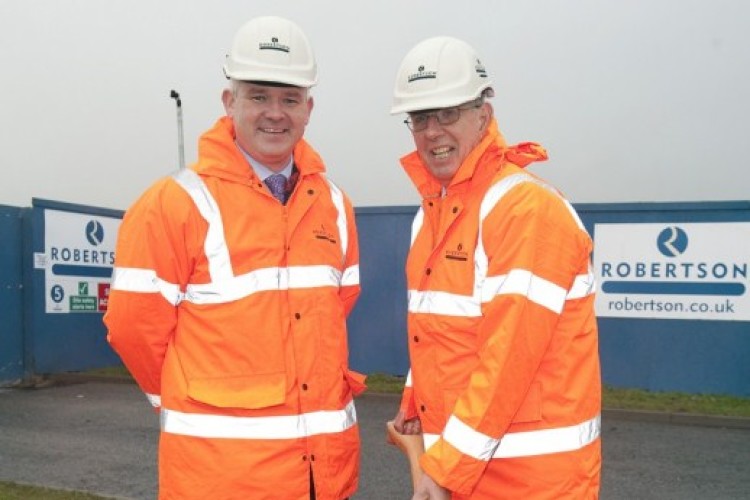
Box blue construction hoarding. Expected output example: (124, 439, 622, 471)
(0, 199, 748, 397)
(0, 204, 25, 384)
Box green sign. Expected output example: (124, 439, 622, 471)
(70, 296, 97, 311)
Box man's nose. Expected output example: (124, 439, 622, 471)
(264, 98, 285, 118)
(423, 114, 443, 136)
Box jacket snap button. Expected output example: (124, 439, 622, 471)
(425, 268, 431, 275)
(302, 383, 308, 391)
(295, 313, 301, 320)
(420, 405, 426, 412)
(307, 189, 314, 195)
(452, 207, 458, 214)
(413, 336, 419, 342)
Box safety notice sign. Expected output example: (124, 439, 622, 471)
(35, 209, 120, 314)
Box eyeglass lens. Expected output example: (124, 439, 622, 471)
(406, 99, 481, 132)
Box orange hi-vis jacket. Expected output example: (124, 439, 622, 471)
(104, 117, 364, 500)
(399, 120, 601, 498)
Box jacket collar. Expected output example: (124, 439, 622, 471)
(399, 119, 548, 199)
(193, 116, 326, 183)
(399, 119, 507, 199)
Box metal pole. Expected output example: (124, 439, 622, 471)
(170, 90, 185, 169)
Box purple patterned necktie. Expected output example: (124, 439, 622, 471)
(264, 174, 287, 204)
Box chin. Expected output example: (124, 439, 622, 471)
(428, 164, 458, 181)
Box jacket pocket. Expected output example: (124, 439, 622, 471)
(187, 372, 287, 409)
(343, 368, 367, 398)
(511, 381, 542, 423)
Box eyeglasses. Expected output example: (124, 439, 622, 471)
(403, 98, 483, 132)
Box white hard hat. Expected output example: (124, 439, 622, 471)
(391, 36, 493, 114)
(223, 16, 318, 88)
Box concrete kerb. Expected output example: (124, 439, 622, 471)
(602, 408, 750, 430)
(29, 373, 750, 431)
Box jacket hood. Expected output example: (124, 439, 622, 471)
(399, 119, 547, 198)
(192, 116, 326, 182)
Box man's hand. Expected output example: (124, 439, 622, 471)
(411, 473, 450, 500)
(393, 410, 422, 435)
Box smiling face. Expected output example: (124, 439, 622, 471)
(410, 101, 492, 187)
(222, 81, 313, 171)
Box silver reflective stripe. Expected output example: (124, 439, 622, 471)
(173, 169, 233, 281)
(407, 289, 481, 317)
(442, 415, 500, 461)
(111, 267, 183, 306)
(341, 264, 360, 287)
(406, 172, 595, 318)
(161, 399, 357, 439)
(184, 265, 343, 305)
(325, 178, 349, 263)
(145, 392, 161, 408)
(405, 369, 413, 388)
(423, 414, 601, 459)
(476, 173, 593, 310)
(479, 173, 584, 228)
(411, 207, 425, 247)
(169, 170, 353, 305)
(472, 174, 538, 310)
(563, 199, 586, 231)
(567, 270, 596, 299)
(481, 269, 567, 314)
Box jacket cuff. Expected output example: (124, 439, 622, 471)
(420, 437, 487, 496)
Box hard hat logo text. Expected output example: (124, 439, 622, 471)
(259, 37, 290, 53)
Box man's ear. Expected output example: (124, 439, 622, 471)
(305, 95, 314, 124)
(479, 102, 493, 131)
(221, 88, 234, 116)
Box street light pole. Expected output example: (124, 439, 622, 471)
(169, 90, 185, 169)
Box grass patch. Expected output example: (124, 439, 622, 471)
(82, 365, 132, 379)
(602, 385, 750, 417)
(365, 373, 750, 418)
(365, 372, 409, 394)
(0, 481, 108, 500)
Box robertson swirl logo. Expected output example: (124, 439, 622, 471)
(85, 220, 104, 246)
(657, 226, 688, 257)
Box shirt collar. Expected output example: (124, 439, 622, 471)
(236, 142, 294, 181)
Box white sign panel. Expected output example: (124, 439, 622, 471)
(42, 210, 121, 314)
(594, 222, 750, 321)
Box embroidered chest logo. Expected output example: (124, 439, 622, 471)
(313, 224, 337, 244)
(445, 243, 468, 262)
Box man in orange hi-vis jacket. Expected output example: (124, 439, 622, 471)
(389, 36, 602, 499)
(104, 16, 364, 500)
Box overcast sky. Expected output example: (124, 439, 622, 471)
(1, 0, 748, 211)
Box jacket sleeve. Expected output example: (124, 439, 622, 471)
(419, 180, 592, 494)
(339, 193, 361, 316)
(103, 178, 198, 409)
(399, 369, 418, 420)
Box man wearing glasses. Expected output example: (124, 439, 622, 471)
(390, 36, 602, 499)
